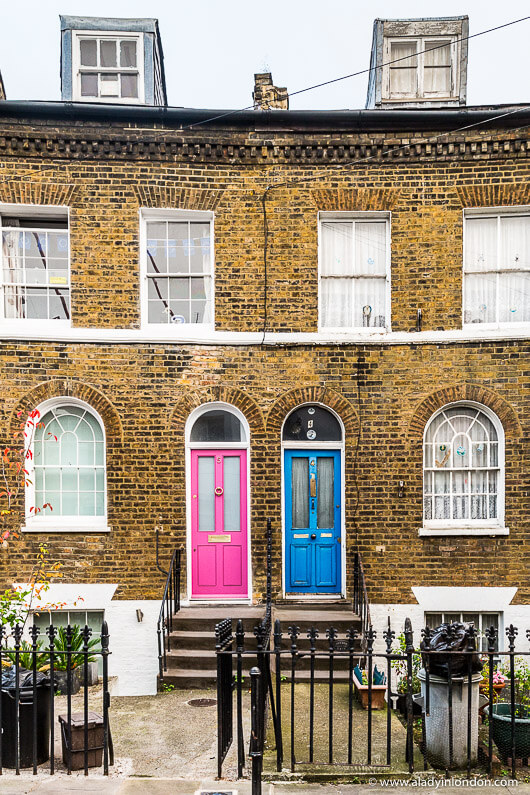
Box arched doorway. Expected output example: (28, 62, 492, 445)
(282, 404, 344, 596)
(186, 403, 250, 600)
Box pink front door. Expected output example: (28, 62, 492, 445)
(191, 449, 248, 598)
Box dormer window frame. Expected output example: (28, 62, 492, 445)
(382, 35, 460, 103)
(71, 29, 145, 104)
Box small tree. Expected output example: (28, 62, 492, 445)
(0, 408, 68, 641)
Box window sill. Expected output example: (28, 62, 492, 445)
(22, 524, 111, 534)
(419, 525, 509, 537)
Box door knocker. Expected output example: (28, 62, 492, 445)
(215, 487, 224, 496)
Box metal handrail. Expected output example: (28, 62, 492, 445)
(156, 548, 181, 684)
(353, 551, 371, 646)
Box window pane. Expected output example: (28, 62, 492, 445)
(424, 66, 451, 93)
(169, 278, 189, 300)
(120, 73, 138, 99)
(80, 39, 97, 67)
(49, 290, 70, 320)
(100, 74, 119, 97)
(424, 41, 451, 66)
(198, 456, 215, 532)
(317, 457, 334, 529)
(189, 224, 211, 273)
(62, 491, 78, 515)
(389, 41, 417, 96)
(321, 223, 352, 276)
(100, 40, 117, 67)
(321, 278, 352, 327)
(80, 73, 98, 97)
(167, 223, 189, 273)
(25, 289, 48, 319)
(120, 40, 137, 67)
(355, 222, 386, 276)
(352, 277, 386, 328)
(25, 259, 47, 285)
(223, 456, 241, 534)
(291, 458, 309, 529)
(79, 470, 95, 491)
(500, 215, 530, 270)
(464, 273, 496, 324)
(79, 493, 95, 516)
(498, 272, 530, 323)
(62, 469, 78, 492)
(191, 411, 242, 443)
(44, 467, 60, 491)
(465, 217, 497, 272)
(425, 613, 443, 629)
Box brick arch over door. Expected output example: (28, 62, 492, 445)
(407, 384, 523, 440)
(265, 386, 359, 438)
(170, 386, 265, 437)
(10, 379, 124, 444)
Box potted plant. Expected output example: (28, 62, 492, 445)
(479, 659, 506, 703)
(351, 664, 387, 710)
(485, 658, 530, 761)
(392, 633, 422, 716)
(52, 626, 100, 695)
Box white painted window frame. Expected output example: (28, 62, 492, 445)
(318, 211, 392, 334)
(0, 204, 71, 331)
(420, 401, 507, 537)
(463, 206, 530, 329)
(139, 208, 215, 337)
(383, 36, 459, 101)
(280, 403, 346, 599)
(184, 402, 252, 604)
(424, 610, 503, 651)
(72, 30, 145, 104)
(23, 396, 110, 534)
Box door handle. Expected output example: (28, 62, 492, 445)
(311, 534, 316, 540)
(215, 487, 224, 496)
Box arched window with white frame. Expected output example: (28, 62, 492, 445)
(24, 399, 109, 532)
(422, 403, 506, 536)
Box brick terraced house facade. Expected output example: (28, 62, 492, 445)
(0, 15, 528, 693)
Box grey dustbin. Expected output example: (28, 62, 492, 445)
(418, 668, 482, 768)
(1, 666, 52, 768)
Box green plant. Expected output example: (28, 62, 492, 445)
(392, 633, 422, 694)
(4, 639, 49, 670)
(501, 657, 530, 716)
(52, 625, 100, 671)
(161, 682, 175, 692)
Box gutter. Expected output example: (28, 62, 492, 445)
(0, 101, 529, 132)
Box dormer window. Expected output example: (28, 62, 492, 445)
(387, 38, 455, 100)
(366, 16, 468, 109)
(74, 33, 143, 101)
(60, 16, 167, 107)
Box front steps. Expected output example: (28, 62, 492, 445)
(160, 601, 363, 689)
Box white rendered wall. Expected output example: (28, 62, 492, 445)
(30, 584, 160, 696)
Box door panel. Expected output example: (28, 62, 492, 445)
(285, 450, 341, 594)
(191, 449, 248, 598)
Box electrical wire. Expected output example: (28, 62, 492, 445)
(185, 15, 530, 130)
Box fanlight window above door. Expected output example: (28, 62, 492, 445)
(190, 409, 245, 443)
(283, 405, 342, 442)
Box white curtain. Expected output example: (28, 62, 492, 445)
(389, 41, 417, 95)
(291, 458, 309, 529)
(2, 224, 23, 318)
(464, 217, 498, 323)
(424, 42, 451, 93)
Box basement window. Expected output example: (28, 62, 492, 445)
(141, 209, 214, 329)
(425, 611, 501, 652)
(73, 32, 144, 102)
(0, 212, 70, 323)
(319, 212, 390, 331)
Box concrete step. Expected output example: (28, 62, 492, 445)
(274, 599, 354, 611)
(165, 648, 361, 672)
(159, 669, 219, 689)
(171, 606, 265, 632)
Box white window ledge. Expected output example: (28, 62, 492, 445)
(419, 525, 509, 537)
(22, 524, 111, 534)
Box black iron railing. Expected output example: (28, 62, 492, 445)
(217, 618, 530, 792)
(353, 551, 371, 640)
(0, 621, 112, 775)
(156, 548, 181, 684)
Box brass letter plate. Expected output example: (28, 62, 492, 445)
(293, 533, 309, 539)
(320, 533, 333, 538)
(208, 534, 231, 543)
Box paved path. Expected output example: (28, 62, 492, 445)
(0, 777, 527, 794)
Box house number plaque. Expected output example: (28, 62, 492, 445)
(208, 534, 231, 543)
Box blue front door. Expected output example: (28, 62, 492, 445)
(284, 450, 341, 594)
